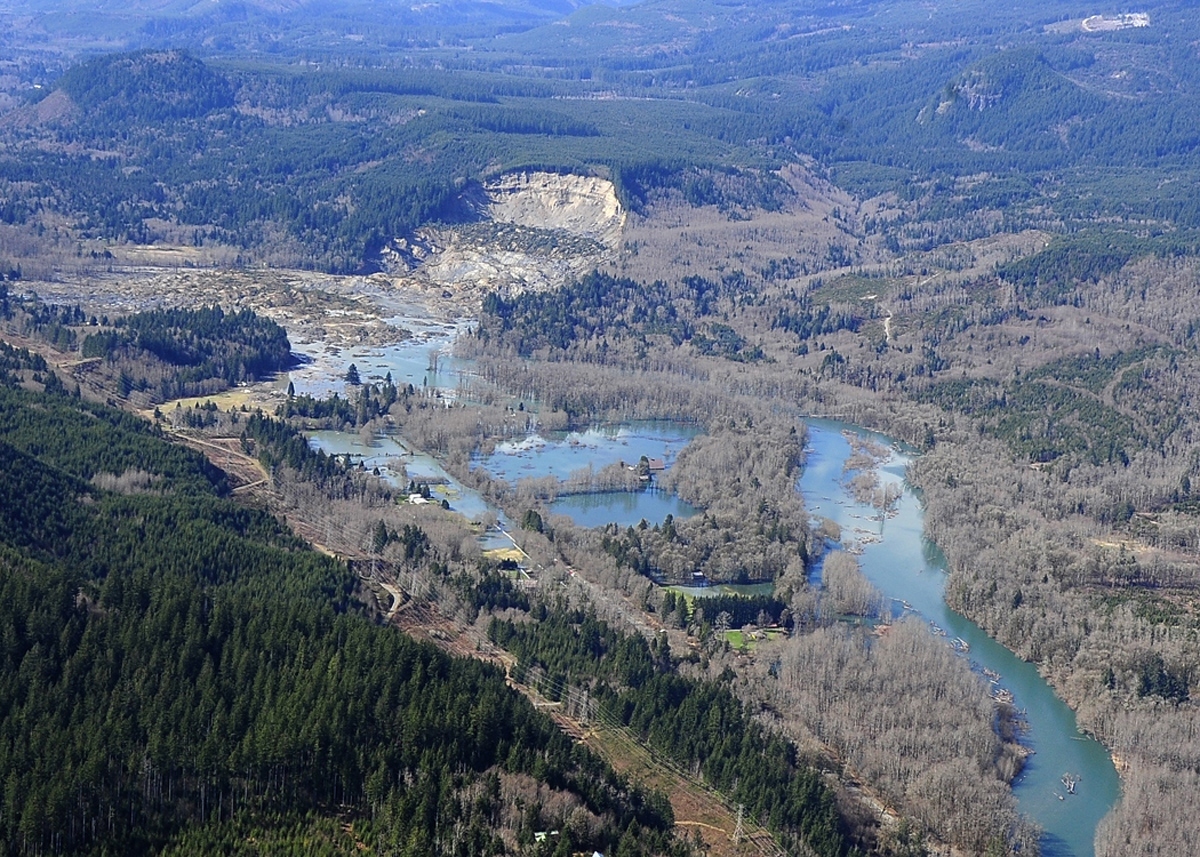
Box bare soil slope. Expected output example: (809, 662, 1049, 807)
(383, 170, 626, 298)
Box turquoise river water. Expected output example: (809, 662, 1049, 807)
(293, 323, 1119, 854)
(801, 419, 1119, 857)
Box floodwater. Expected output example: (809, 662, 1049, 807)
(477, 422, 700, 483)
(307, 419, 698, 547)
(293, 315, 702, 529)
(801, 418, 1119, 857)
(306, 429, 512, 549)
(548, 489, 698, 530)
(474, 421, 703, 528)
(288, 314, 470, 399)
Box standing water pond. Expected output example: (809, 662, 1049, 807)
(473, 422, 702, 529)
(289, 316, 1118, 854)
(297, 322, 702, 532)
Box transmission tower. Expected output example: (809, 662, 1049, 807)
(732, 803, 744, 845)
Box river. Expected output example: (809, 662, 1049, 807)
(289, 318, 1120, 853)
(801, 418, 1119, 857)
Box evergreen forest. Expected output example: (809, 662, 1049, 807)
(0, 382, 681, 856)
(7, 1, 1200, 273)
(4, 0, 1200, 855)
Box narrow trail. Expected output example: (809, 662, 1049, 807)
(162, 428, 271, 491)
(107, 400, 808, 857)
(392, 594, 797, 857)
(377, 580, 406, 621)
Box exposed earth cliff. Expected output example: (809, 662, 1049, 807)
(382, 171, 625, 297)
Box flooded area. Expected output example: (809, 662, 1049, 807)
(474, 421, 702, 528)
(300, 329, 703, 534)
(306, 429, 512, 550)
(289, 312, 470, 398)
(476, 422, 698, 482)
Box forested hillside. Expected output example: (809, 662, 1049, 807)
(80, 305, 294, 401)
(488, 610, 851, 857)
(0, 289, 293, 403)
(4, 1, 1200, 854)
(6, 2, 1200, 273)
(0, 383, 681, 856)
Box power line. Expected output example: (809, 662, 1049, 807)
(511, 669, 792, 857)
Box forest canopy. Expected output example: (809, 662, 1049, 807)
(80, 305, 293, 401)
(8, 2, 1200, 271)
(0, 383, 677, 856)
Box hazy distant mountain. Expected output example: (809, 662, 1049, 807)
(1, 0, 643, 57)
(3, 0, 632, 22)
